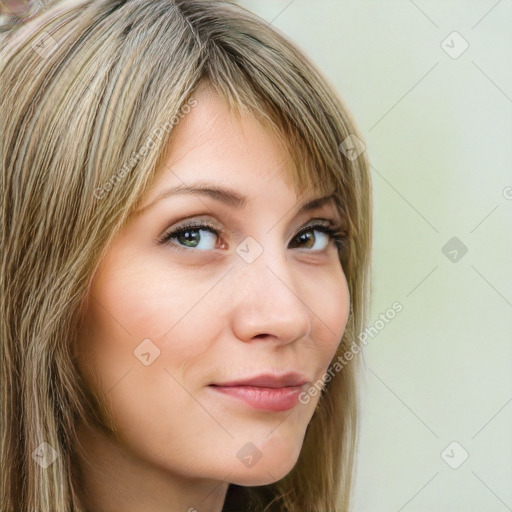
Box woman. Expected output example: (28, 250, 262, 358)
(0, 0, 372, 510)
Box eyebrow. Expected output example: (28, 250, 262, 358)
(135, 182, 338, 216)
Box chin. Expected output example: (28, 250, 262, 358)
(229, 463, 295, 487)
(227, 446, 301, 487)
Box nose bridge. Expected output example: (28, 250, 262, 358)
(229, 239, 312, 343)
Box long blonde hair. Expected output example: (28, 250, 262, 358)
(0, 1, 372, 510)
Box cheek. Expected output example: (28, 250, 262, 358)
(76, 266, 220, 461)
(77, 257, 221, 418)
(85, 251, 209, 342)
(306, 263, 351, 364)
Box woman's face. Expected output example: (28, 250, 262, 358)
(78, 84, 350, 487)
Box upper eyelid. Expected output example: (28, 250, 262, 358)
(168, 216, 341, 233)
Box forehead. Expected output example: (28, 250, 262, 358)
(149, 86, 326, 203)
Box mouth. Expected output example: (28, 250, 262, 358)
(208, 372, 310, 412)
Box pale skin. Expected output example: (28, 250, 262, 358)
(74, 83, 351, 512)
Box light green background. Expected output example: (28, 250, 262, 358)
(239, 1, 512, 511)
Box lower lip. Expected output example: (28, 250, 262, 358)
(209, 385, 305, 412)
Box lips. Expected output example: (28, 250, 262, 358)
(208, 372, 310, 412)
(210, 372, 309, 389)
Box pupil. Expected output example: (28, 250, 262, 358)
(300, 231, 314, 248)
(179, 230, 199, 247)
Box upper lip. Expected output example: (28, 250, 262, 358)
(210, 372, 309, 389)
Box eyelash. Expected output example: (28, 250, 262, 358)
(157, 219, 347, 252)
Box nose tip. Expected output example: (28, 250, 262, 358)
(229, 258, 312, 345)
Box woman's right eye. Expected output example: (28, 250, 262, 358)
(158, 223, 221, 251)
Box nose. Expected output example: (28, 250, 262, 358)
(229, 248, 312, 345)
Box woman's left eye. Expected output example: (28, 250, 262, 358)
(158, 221, 346, 252)
(289, 225, 345, 251)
